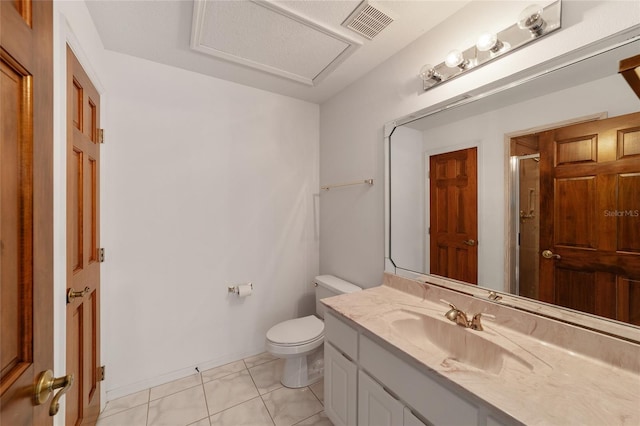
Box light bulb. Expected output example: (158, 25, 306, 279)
(419, 64, 442, 82)
(518, 4, 546, 35)
(476, 32, 501, 52)
(445, 49, 467, 69)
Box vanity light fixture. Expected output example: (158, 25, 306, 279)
(419, 1, 562, 92)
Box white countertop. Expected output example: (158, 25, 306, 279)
(322, 278, 640, 425)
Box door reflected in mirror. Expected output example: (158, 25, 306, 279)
(389, 38, 640, 328)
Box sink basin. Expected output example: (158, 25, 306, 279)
(383, 309, 533, 374)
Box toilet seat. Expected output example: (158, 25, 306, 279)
(266, 315, 324, 346)
(266, 315, 324, 357)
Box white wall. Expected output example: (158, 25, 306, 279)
(54, 0, 320, 405)
(319, 1, 640, 289)
(100, 51, 319, 398)
(389, 126, 424, 272)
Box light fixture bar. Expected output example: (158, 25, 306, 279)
(420, 1, 562, 91)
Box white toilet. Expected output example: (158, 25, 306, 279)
(265, 275, 361, 388)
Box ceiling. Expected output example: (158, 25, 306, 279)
(85, 0, 471, 103)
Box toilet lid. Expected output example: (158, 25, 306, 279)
(266, 315, 324, 346)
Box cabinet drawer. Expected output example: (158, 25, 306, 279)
(325, 311, 358, 359)
(360, 334, 478, 426)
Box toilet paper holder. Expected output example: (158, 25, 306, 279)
(227, 282, 253, 294)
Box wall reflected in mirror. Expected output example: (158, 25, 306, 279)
(389, 38, 640, 327)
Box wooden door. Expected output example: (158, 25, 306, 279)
(429, 148, 478, 284)
(1, 1, 55, 425)
(539, 111, 640, 324)
(66, 46, 101, 426)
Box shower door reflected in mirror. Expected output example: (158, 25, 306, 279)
(513, 152, 540, 300)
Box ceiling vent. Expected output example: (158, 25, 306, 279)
(343, 1, 394, 40)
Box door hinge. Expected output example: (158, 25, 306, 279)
(98, 365, 106, 382)
(97, 128, 104, 144)
(98, 248, 105, 263)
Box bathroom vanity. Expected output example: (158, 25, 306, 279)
(322, 273, 640, 426)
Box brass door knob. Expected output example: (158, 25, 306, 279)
(463, 239, 476, 246)
(67, 286, 90, 303)
(34, 370, 74, 416)
(542, 249, 561, 259)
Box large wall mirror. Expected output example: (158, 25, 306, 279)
(387, 29, 640, 339)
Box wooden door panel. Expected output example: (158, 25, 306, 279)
(1, 0, 54, 424)
(67, 305, 83, 425)
(617, 126, 640, 158)
(67, 46, 101, 426)
(554, 269, 618, 319)
(453, 247, 471, 282)
(434, 246, 447, 277)
(72, 79, 83, 131)
(89, 157, 98, 263)
(430, 148, 477, 284)
(593, 273, 618, 319)
(540, 111, 640, 324)
(555, 135, 597, 165)
(554, 177, 596, 248)
(15, 0, 33, 26)
(433, 186, 448, 233)
(554, 268, 597, 314)
(618, 278, 640, 325)
(0, 54, 33, 392)
(88, 290, 98, 400)
(2, 1, 33, 66)
(70, 148, 83, 271)
(452, 186, 466, 233)
(618, 173, 640, 252)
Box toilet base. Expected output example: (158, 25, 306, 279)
(281, 344, 324, 388)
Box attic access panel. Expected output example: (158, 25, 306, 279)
(191, 0, 361, 86)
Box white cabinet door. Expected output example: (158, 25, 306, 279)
(404, 407, 429, 426)
(358, 371, 404, 426)
(325, 343, 358, 426)
(360, 335, 478, 426)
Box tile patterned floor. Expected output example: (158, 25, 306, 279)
(96, 352, 333, 426)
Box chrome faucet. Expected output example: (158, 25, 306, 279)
(444, 304, 485, 331)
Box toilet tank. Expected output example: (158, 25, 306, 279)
(314, 275, 362, 319)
